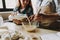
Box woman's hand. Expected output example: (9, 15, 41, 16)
(34, 14, 42, 22)
(29, 14, 41, 22)
(29, 15, 35, 21)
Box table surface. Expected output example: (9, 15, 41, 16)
(0, 22, 59, 40)
(3, 22, 58, 35)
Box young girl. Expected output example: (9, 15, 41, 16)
(13, 0, 33, 17)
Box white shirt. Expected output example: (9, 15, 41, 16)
(31, 0, 42, 14)
(41, 0, 52, 6)
(32, 0, 60, 15)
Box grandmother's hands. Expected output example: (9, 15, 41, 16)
(29, 14, 41, 22)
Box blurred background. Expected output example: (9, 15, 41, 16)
(0, 0, 18, 20)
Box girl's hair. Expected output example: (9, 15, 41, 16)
(18, 0, 33, 12)
(18, 0, 32, 8)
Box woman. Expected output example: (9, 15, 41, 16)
(33, 0, 60, 30)
(30, 0, 60, 28)
(13, 0, 33, 17)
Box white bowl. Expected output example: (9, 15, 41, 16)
(14, 14, 27, 20)
(30, 34, 41, 40)
(23, 25, 37, 32)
